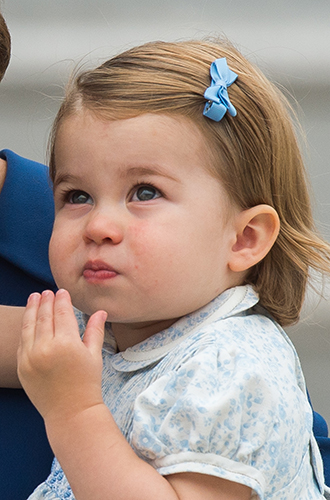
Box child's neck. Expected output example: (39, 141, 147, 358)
(112, 318, 180, 352)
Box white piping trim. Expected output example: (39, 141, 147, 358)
(121, 287, 248, 363)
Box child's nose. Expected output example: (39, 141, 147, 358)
(83, 208, 124, 245)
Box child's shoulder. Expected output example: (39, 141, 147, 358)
(173, 293, 303, 394)
(181, 285, 293, 362)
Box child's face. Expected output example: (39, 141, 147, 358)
(49, 111, 241, 346)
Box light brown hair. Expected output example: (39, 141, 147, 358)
(49, 39, 330, 326)
(0, 12, 10, 82)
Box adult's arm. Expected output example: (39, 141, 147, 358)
(0, 157, 6, 191)
(0, 304, 23, 387)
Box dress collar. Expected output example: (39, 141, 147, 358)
(100, 285, 259, 372)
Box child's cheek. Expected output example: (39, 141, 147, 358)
(127, 221, 153, 257)
(127, 219, 172, 261)
(127, 220, 179, 288)
(48, 226, 70, 287)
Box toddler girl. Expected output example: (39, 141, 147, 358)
(18, 39, 330, 499)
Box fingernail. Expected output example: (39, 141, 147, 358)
(28, 292, 40, 302)
(100, 311, 108, 322)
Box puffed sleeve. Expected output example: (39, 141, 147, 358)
(130, 337, 314, 498)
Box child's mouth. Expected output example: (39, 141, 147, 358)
(83, 261, 118, 282)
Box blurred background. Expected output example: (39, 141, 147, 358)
(0, 0, 330, 422)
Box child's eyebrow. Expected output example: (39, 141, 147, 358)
(121, 165, 180, 183)
(52, 166, 180, 190)
(53, 173, 78, 190)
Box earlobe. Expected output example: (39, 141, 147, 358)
(229, 205, 280, 273)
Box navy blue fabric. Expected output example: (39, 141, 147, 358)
(0, 149, 56, 304)
(309, 395, 330, 487)
(0, 150, 56, 499)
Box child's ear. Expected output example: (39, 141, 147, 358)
(229, 205, 280, 273)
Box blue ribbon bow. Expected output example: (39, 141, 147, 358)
(203, 58, 238, 122)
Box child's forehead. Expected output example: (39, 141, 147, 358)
(54, 111, 215, 174)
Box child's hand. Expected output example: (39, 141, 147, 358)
(17, 289, 107, 425)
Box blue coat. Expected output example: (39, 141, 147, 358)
(0, 149, 56, 499)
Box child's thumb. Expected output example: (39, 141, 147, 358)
(83, 310, 107, 355)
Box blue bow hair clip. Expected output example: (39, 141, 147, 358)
(203, 58, 238, 122)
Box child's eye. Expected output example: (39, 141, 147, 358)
(68, 190, 93, 205)
(131, 185, 162, 202)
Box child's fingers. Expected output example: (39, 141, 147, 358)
(83, 310, 107, 356)
(53, 288, 80, 340)
(34, 290, 56, 343)
(20, 292, 41, 349)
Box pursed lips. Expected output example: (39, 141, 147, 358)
(83, 260, 118, 282)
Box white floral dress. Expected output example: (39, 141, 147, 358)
(28, 285, 327, 499)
